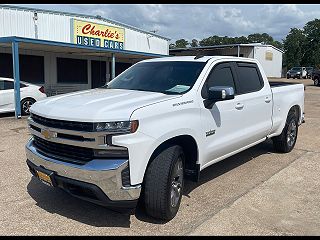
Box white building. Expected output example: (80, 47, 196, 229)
(0, 4, 170, 97)
(170, 43, 284, 78)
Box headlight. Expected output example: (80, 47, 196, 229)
(93, 120, 139, 133)
(297, 72, 301, 74)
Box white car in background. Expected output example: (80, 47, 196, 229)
(0, 77, 47, 115)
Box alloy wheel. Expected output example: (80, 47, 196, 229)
(170, 157, 183, 208)
(22, 100, 34, 114)
(287, 120, 297, 148)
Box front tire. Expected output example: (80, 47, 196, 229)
(314, 78, 319, 86)
(143, 145, 185, 220)
(20, 98, 36, 115)
(272, 111, 299, 153)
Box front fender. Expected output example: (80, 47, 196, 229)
(112, 128, 200, 185)
(114, 94, 202, 185)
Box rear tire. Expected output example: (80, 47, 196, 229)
(272, 111, 299, 153)
(20, 98, 36, 115)
(314, 78, 319, 86)
(143, 145, 185, 220)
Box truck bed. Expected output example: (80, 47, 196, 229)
(269, 81, 305, 137)
(269, 81, 303, 88)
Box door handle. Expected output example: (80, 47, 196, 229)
(265, 97, 271, 103)
(235, 103, 244, 110)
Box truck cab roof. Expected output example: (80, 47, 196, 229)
(141, 55, 259, 63)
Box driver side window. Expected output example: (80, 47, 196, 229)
(201, 62, 236, 99)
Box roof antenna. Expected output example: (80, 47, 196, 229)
(194, 54, 204, 60)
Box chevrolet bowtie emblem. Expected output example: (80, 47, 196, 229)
(41, 129, 57, 140)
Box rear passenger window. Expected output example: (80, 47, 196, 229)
(4, 80, 14, 90)
(0, 81, 4, 90)
(0, 81, 25, 90)
(236, 63, 263, 94)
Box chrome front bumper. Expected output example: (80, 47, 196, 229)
(25, 138, 141, 202)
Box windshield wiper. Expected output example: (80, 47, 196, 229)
(158, 91, 181, 95)
(98, 84, 108, 89)
(98, 87, 181, 95)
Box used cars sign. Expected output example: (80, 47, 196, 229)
(72, 18, 125, 50)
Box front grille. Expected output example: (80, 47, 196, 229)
(31, 113, 95, 132)
(29, 122, 94, 142)
(33, 135, 94, 165)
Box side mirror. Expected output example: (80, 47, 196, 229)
(207, 86, 235, 101)
(204, 86, 235, 109)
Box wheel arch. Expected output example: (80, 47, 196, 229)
(144, 134, 200, 183)
(288, 104, 301, 123)
(20, 96, 36, 104)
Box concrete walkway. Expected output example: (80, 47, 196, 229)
(190, 151, 320, 235)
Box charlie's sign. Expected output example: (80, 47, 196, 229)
(72, 19, 125, 50)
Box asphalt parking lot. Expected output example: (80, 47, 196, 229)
(0, 78, 319, 235)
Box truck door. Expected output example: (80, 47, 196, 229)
(232, 62, 273, 145)
(199, 62, 246, 165)
(199, 61, 273, 166)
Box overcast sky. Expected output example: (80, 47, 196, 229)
(13, 4, 320, 43)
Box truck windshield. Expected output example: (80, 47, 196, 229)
(291, 67, 301, 71)
(103, 61, 206, 95)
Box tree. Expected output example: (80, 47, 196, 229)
(283, 28, 306, 69)
(233, 36, 249, 44)
(175, 39, 189, 48)
(199, 35, 223, 46)
(190, 39, 198, 48)
(303, 19, 320, 67)
(198, 34, 278, 47)
(272, 40, 283, 51)
(247, 33, 274, 44)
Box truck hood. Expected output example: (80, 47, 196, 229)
(31, 88, 180, 122)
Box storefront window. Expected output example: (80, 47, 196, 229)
(57, 57, 88, 84)
(0, 53, 44, 84)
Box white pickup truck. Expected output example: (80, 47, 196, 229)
(25, 56, 305, 220)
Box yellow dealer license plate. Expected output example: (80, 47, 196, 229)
(36, 170, 53, 186)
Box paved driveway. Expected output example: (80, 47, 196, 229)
(0, 79, 319, 235)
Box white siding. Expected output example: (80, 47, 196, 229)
(0, 8, 35, 38)
(0, 7, 169, 55)
(254, 46, 282, 78)
(124, 28, 169, 55)
(0, 45, 132, 95)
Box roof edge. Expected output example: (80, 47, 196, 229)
(0, 4, 171, 41)
(170, 43, 284, 53)
(0, 36, 169, 58)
